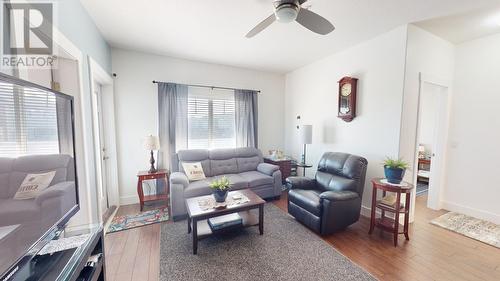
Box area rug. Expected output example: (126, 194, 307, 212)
(107, 208, 169, 233)
(160, 204, 375, 281)
(431, 212, 500, 249)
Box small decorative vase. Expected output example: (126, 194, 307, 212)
(384, 166, 405, 184)
(213, 189, 228, 203)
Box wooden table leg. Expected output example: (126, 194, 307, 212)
(404, 192, 411, 241)
(259, 205, 264, 235)
(187, 216, 192, 234)
(192, 218, 198, 255)
(137, 179, 144, 211)
(394, 192, 401, 247)
(369, 186, 377, 234)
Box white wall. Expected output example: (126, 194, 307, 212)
(112, 49, 285, 204)
(442, 33, 500, 223)
(284, 26, 408, 214)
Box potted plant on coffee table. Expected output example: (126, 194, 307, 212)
(210, 176, 231, 203)
(383, 157, 409, 184)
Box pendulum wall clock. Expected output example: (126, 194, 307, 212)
(338, 76, 358, 122)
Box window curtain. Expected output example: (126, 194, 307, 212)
(157, 82, 188, 171)
(56, 95, 74, 156)
(234, 90, 258, 148)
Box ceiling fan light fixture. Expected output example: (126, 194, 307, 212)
(275, 4, 299, 23)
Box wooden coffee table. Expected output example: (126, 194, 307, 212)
(185, 189, 265, 254)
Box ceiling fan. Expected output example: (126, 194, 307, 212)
(246, 0, 335, 38)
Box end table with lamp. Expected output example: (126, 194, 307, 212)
(137, 136, 169, 211)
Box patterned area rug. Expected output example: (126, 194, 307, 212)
(107, 208, 169, 233)
(431, 212, 500, 248)
(160, 204, 375, 281)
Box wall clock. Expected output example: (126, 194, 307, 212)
(338, 76, 358, 122)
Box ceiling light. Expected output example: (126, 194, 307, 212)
(274, 4, 299, 23)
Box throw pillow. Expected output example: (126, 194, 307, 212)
(182, 162, 206, 181)
(14, 171, 56, 200)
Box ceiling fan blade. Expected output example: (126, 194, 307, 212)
(296, 8, 334, 35)
(246, 14, 276, 38)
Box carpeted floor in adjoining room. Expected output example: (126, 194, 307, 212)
(159, 204, 376, 281)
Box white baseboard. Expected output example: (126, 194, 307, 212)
(441, 201, 500, 224)
(120, 195, 139, 205)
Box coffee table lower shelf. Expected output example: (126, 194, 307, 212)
(191, 210, 260, 239)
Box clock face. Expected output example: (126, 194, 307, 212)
(341, 83, 352, 96)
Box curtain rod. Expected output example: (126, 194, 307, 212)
(152, 80, 261, 93)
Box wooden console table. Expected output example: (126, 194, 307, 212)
(137, 169, 169, 211)
(368, 178, 414, 246)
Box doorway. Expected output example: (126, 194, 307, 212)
(91, 82, 110, 217)
(413, 74, 450, 210)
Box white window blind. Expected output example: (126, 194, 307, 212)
(0, 82, 59, 157)
(187, 87, 236, 149)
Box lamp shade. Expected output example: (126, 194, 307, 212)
(298, 125, 312, 144)
(144, 135, 160, 151)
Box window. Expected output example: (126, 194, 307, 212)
(0, 82, 59, 157)
(187, 87, 235, 149)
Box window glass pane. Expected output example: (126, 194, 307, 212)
(187, 86, 235, 149)
(0, 82, 59, 157)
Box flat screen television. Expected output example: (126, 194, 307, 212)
(0, 73, 79, 280)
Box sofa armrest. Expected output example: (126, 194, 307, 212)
(35, 181, 74, 205)
(320, 190, 359, 202)
(285, 176, 316, 190)
(257, 163, 279, 176)
(170, 172, 189, 187)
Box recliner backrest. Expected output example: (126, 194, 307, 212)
(315, 152, 368, 195)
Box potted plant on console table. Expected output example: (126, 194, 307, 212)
(210, 176, 231, 202)
(383, 157, 409, 184)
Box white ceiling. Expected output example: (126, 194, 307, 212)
(415, 5, 500, 44)
(80, 0, 500, 73)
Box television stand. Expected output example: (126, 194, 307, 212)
(13, 224, 106, 281)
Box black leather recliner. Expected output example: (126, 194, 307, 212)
(286, 152, 368, 235)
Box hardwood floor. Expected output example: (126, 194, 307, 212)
(105, 193, 500, 281)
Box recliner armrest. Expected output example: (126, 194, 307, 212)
(257, 163, 279, 176)
(286, 176, 317, 190)
(320, 190, 359, 202)
(170, 172, 189, 187)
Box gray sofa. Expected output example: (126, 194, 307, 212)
(169, 147, 282, 220)
(0, 154, 76, 273)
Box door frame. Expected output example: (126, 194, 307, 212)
(89, 57, 120, 222)
(411, 72, 451, 212)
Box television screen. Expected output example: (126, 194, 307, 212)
(0, 73, 79, 278)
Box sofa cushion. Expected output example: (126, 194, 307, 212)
(316, 171, 357, 192)
(236, 156, 261, 173)
(239, 171, 273, 187)
(0, 158, 14, 198)
(181, 162, 206, 181)
(288, 189, 322, 216)
(210, 159, 238, 176)
(177, 149, 211, 177)
(0, 198, 40, 225)
(183, 174, 248, 198)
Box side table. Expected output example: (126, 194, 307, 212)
(296, 163, 313, 177)
(264, 157, 292, 183)
(137, 169, 169, 211)
(368, 178, 414, 246)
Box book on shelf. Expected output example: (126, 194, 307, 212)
(208, 213, 243, 231)
(379, 194, 405, 209)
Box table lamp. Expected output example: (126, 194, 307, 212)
(144, 135, 160, 173)
(298, 125, 312, 164)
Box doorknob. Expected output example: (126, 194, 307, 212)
(103, 156, 109, 160)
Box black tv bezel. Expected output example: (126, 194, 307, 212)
(0, 72, 80, 281)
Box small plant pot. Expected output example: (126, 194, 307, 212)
(384, 166, 406, 184)
(213, 189, 228, 203)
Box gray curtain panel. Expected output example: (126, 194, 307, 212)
(158, 82, 188, 171)
(235, 89, 258, 148)
(56, 95, 74, 156)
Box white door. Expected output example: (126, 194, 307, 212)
(91, 83, 109, 219)
(416, 81, 450, 210)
